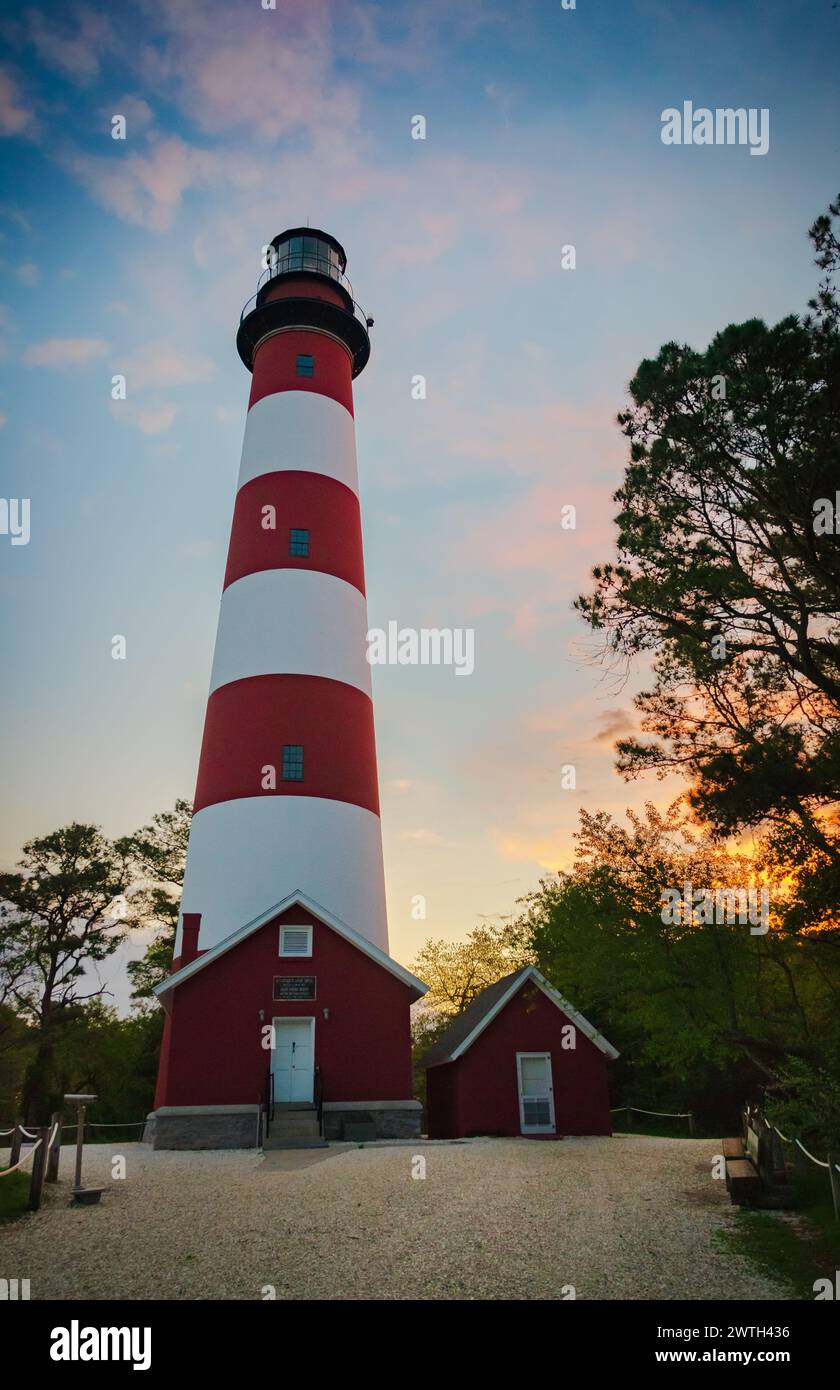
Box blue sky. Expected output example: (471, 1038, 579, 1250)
(0, 0, 838, 1004)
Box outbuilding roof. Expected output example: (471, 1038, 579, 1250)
(420, 964, 619, 1068)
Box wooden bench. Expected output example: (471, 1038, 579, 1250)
(722, 1136, 745, 1160)
(726, 1158, 762, 1205)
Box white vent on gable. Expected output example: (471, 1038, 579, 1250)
(279, 925, 313, 957)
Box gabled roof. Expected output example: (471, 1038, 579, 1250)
(420, 965, 619, 1068)
(153, 890, 428, 1007)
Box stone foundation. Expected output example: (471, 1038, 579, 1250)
(322, 1100, 422, 1141)
(144, 1099, 422, 1148)
(144, 1105, 262, 1150)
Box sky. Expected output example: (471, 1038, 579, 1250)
(0, 0, 838, 1008)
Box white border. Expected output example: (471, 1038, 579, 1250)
(271, 1015, 316, 1103)
(516, 1051, 556, 1135)
(279, 923, 313, 957)
(155, 889, 427, 1005)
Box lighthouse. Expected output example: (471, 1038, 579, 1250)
(148, 230, 426, 1150)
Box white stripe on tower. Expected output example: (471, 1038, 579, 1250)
(176, 230, 386, 957)
(237, 390, 359, 494)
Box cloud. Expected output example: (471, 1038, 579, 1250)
(25, 6, 116, 84)
(118, 340, 215, 392)
(24, 337, 109, 367)
(15, 262, 39, 286)
(0, 68, 33, 136)
(0, 412, 6, 428)
(107, 95, 154, 133)
(591, 707, 635, 746)
(400, 828, 456, 847)
(111, 399, 177, 435)
(65, 136, 220, 232)
(492, 829, 568, 872)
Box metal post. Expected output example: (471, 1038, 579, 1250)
(63, 1093, 97, 1197)
(74, 1101, 85, 1191)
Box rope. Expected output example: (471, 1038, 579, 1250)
(794, 1137, 830, 1169)
(18, 1126, 39, 1139)
(610, 1105, 692, 1118)
(748, 1111, 835, 1171)
(0, 1136, 42, 1175)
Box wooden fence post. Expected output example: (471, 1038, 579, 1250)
(27, 1128, 48, 1212)
(47, 1112, 61, 1183)
(626, 1104, 633, 1129)
(688, 1112, 695, 1136)
(828, 1152, 840, 1224)
(792, 1138, 811, 1186)
(9, 1123, 22, 1167)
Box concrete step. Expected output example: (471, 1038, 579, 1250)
(270, 1115, 321, 1131)
(267, 1120, 322, 1141)
(263, 1137, 328, 1151)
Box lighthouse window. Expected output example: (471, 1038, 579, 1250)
(281, 744, 304, 781)
(289, 528, 310, 557)
(296, 354, 314, 377)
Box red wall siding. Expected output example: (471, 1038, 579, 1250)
(427, 980, 612, 1139)
(249, 330, 354, 415)
(223, 471, 365, 595)
(158, 907, 415, 1108)
(192, 674, 380, 815)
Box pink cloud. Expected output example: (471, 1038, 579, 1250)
(118, 340, 215, 392)
(24, 337, 109, 368)
(0, 68, 33, 137)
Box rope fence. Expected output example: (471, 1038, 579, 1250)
(0, 1116, 61, 1210)
(743, 1104, 840, 1222)
(610, 1103, 695, 1134)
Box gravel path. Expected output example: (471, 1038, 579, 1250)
(1, 1135, 794, 1300)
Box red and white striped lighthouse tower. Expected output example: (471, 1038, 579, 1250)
(176, 229, 387, 958)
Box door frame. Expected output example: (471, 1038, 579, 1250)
(271, 1016, 316, 1103)
(516, 1051, 556, 1135)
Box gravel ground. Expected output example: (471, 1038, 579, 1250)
(1, 1135, 793, 1300)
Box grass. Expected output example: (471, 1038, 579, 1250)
(717, 1171, 840, 1299)
(0, 1171, 32, 1223)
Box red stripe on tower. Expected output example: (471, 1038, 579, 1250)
(177, 228, 385, 956)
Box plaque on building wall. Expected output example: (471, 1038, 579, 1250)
(273, 976, 316, 1001)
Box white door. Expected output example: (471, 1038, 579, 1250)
(272, 1018, 314, 1103)
(517, 1052, 556, 1134)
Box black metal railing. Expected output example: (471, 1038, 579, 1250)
(264, 1066, 274, 1141)
(240, 265, 373, 334)
(314, 1066, 324, 1139)
(260, 253, 353, 298)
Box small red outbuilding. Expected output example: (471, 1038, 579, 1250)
(422, 965, 618, 1139)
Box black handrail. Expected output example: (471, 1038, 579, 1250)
(264, 1066, 274, 1141)
(314, 1066, 323, 1139)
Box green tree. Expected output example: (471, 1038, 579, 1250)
(124, 799, 191, 1004)
(517, 804, 836, 1120)
(0, 823, 132, 1121)
(576, 195, 840, 933)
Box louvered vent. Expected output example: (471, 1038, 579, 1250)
(280, 927, 311, 956)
